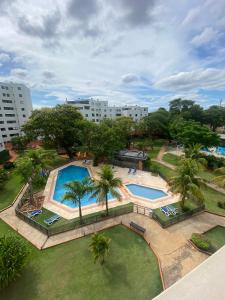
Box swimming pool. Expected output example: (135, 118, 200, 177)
(126, 184, 167, 201)
(53, 165, 114, 208)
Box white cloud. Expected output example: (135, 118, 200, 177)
(0, 53, 10, 63)
(191, 27, 218, 47)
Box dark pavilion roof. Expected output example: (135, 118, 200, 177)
(117, 150, 148, 161)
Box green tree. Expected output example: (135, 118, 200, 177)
(0, 169, 8, 190)
(0, 235, 29, 289)
(170, 158, 204, 208)
(91, 165, 122, 215)
(170, 120, 220, 147)
(204, 106, 225, 131)
(63, 177, 93, 224)
(23, 105, 84, 158)
(16, 149, 56, 204)
(141, 108, 170, 139)
(212, 167, 225, 188)
(11, 136, 29, 152)
(89, 233, 110, 265)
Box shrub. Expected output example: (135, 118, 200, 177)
(218, 201, 225, 210)
(0, 150, 10, 164)
(191, 233, 211, 251)
(3, 161, 15, 170)
(0, 169, 8, 189)
(0, 235, 30, 289)
(149, 164, 159, 175)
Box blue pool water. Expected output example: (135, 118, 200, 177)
(53, 165, 114, 208)
(126, 184, 167, 201)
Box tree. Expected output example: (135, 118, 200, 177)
(141, 108, 170, 139)
(63, 177, 93, 224)
(23, 105, 84, 158)
(170, 120, 220, 147)
(91, 165, 122, 215)
(0, 169, 8, 190)
(204, 106, 225, 131)
(212, 167, 225, 188)
(11, 136, 29, 152)
(89, 233, 110, 265)
(0, 235, 29, 289)
(16, 149, 57, 204)
(170, 158, 205, 208)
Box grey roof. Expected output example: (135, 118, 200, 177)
(118, 150, 148, 160)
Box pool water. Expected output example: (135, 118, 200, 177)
(53, 165, 114, 208)
(126, 184, 167, 201)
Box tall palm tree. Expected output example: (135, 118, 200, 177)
(170, 158, 205, 208)
(89, 233, 110, 265)
(63, 177, 93, 224)
(212, 167, 225, 188)
(184, 143, 207, 167)
(91, 165, 122, 215)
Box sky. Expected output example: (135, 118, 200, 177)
(0, 0, 225, 111)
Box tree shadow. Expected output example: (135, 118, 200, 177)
(102, 261, 130, 288)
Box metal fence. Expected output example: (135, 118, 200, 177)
(15, 199, 134, 236)
(152, 205, 205, 228)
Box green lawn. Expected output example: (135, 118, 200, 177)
(162, 153, 181, 166)
(203, 226, 225, 252)
(0, 171, 23, 211)
(151, 161, 225, 216)
(0, 221, 162, 300)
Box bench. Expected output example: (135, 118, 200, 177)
(130, 222, 146, 234)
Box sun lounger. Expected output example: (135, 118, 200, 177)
(166, 205, 178, 215)
(128, 168, 132, 174)
(133, 168, 137, 175)
(160, 206, 171, 217)
(27, 210, 42, 218)
(44, 214, 61, 226)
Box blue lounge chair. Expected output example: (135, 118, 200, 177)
(166, 205, 178, 215)
(27, 210, 42, 218)
(160, 206, 170, 217)
(128, 168, 132, 174)
(44, 214, 61, 226)
(133, 168, 137, 175)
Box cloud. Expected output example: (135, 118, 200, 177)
(191, 27, 218, 46)
(122, 73, 139, 84)
(67, 0, 100, 21)
(42, 71, 55, 79)
(155, 68, 225, 92)
(10, 68, 28, 78)
(0, 53, 10, 63)
(17, 10, 61, 40)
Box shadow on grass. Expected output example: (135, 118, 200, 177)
(1, 265, 39, 300)
(102, 261, 130, 287)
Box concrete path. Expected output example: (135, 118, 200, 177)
(153, 158, 176, 170)
(157, 143, 168, 160)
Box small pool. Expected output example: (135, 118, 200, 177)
(53, 165, 114, 208)
(126, 184, 167, 201)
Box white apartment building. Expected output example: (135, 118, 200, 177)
(0, 82, 32, 144)
(67, 99, 148, 122)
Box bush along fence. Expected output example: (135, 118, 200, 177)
(152, 205, 205, 228)
(15, 194, 134, 237)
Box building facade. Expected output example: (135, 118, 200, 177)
(0, 82, 32, 143)
(67, 99, 148, 122)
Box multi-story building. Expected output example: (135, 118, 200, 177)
(0, 82, 32, 143)
(0, 134, 4, 151)
(67, 99, 148, 122)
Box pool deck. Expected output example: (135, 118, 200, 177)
(42, 161, 180, 219)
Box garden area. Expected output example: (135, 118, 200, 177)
(0, 221, 163, 300)
(191, 226, 225, 254)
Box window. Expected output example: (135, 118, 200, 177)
(0, 121, 4, 124)
(85, 114, 88, 117)
(7, 93, 10, 97)
(2, 134, 7, 138)
(18, 87, 21, 90)
(84, 106, 90, 109)
(2, 93, 6, 96)
(6, 86, 8, 90)
(7, 120, 16, 124)
(2, 100, 12, 103)
(20, 101, 24, 104)
(0, 114, 2, 117)
(22, 114, 26, 117)
(4, 107, 14, 110)
(8, 127, 16, 130)
(19, 94, 23, 97)
(1, 128, 6, 131)
(5, 114, 15, 117)
(1, 86, 5, 89)
(21, 108, 25, 111)
(92, 113, 95, 117)
(10, 133, 19, 137)
(92, 119, 95, 122)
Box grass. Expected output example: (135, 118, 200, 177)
(0, 221, 163, 300)
(162, 153, 181, 166)
(153, 201, 198, 223)
(203, 226, 225, 252)
(151, 161, 225, 216)
(0, 171, 23, 211)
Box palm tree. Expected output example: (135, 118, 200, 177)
(212, 167, 225, 188)
(63, 177, 93, 224)
(184, 143, 207, 166)
(170, 158, 204, 208)
(89, 233, 110, 265)
(91, 165, 122, 216)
